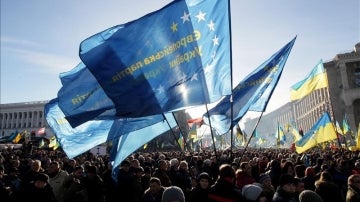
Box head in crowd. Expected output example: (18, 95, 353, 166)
(348, 174, 360, 189)
(219, 164, 236, 179)
(258, 173, 272, 187)
(242, 184, 266, 202)
(299, 190, 323, 202)
(197, 172, 211, 189)
(149, 177, 162, 195)
(34, 173, 49, 189)
(279, 174, 296, 194)
(162, 186, 185, 202)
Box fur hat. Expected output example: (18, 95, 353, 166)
(242, 184, 263, 201)
(258, 174, 271, 184)
(299, 190, 323, 202)
(162, 186, 185, 202)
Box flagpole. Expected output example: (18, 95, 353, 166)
(205, 104, 218, 160)
(227, 0, 235, 161)
(238, 111, 264, 164)
(162, 113, 183, 152)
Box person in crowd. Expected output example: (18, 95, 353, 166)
(117, 160, 135, 202)
(294, 164, 306, 178)
(47, 160, 69, 202)
(351, 161, 360, 175)
(281, 161, 295, 177)
(63, 165, 88, 202)
(298, 190, 323, 202)
(272, 174, 297, 202)
(168, 158, 180, 184)
(314, 171, 343, 202)
(255, 173, 275, 202)
(294, 178, 305, 202)
(236, 162, 256, 189)
(266, 159, 282, 189)
(153, 159, 171, 187)
(189, 172, 211, 202)
(301, 167, 316, 191)
(63, 159, 77, 174)
(313, 158, 324, 176)
(162, 186, 185, 202)
(22, 159, 44, 184)
(142, 166, 153, 192)
(101, 162, 117, 202)
(20, 173, 57, 202)
(208, 164, 243, 202)
(346, 174, 360, 202)
(242, 184, 267, 202)
(174, 160, 192, 200)
(82, 165, 105, 202)
(0, 165, 11, 201)
(143, 177, 165, 202)
(3, 167, 22, 197)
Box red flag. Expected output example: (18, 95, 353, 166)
(187, 118, 203, 129)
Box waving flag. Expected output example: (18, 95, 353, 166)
(290, 60, 328, 101)
(63, 0, 231, 123)
(57, 62, 117, 127)
(45, 99, 113, 158)
(276, 124, 286, 146)
(45, 98, 177, 158)
(111, 113, 177, 181)
(203, 37, 296, 135)
(289, 123, 302, 142)
(295, 112, 337, 153)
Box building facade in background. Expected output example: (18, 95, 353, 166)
(0, 101, 53, 137)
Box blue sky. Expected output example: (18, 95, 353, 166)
(1, 0, 359, 118)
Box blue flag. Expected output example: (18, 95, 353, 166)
(203, 37, 296, 135)
(111, 113, 177, 181)
(44, 99, 113, 158)
(45, 98, 178, 158)
(57, 63, 117, 127)
(74, 0, 231, 119)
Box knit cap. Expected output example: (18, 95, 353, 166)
(258, 174, 271, 184)
(162, 186, 185, 202)
(241, 184, 263, 201)
(299, 190, 323, 202)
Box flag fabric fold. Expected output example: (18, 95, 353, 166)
(290, 60, 328, 101)
(57, 62, 117, 127)
(45, 98, 177, 159)
(203, 37, 296, 135)
(110, 113, 177, 181)
(295, 112, 337, 153)
(64, 0, 232, 123)
(45, 99, 113, 158)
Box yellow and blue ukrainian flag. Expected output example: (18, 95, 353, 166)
(290, 60, 328, 101)
(295, 112, 337, 153)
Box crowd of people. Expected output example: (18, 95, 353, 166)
(0, 144, 360, 202)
